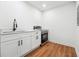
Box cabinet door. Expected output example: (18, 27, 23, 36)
(32, 35, 41, 49)
(1, 40, 19, 57)
(32, 31, 41, 49)
(21, 37, 32, 56)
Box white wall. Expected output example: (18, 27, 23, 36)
(0, 1, 42, 30)
(75, 1, 79, 56)
(75, 27, 79, 56)
(42, 2, 78, 55)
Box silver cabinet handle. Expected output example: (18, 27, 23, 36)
(21, 40, 23, 45)
(36, 32, 38, 34)
(36, 36, 38, 39)
(18, 40, 20, 46)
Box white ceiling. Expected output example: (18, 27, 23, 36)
(26, 1, 74, 11)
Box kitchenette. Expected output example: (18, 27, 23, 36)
(0, 1, 78, 57)
(0, 24, 48, 57)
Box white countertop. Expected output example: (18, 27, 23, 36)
(0, 30, 37, 35)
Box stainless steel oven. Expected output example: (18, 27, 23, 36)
(41, 30, 48, 44)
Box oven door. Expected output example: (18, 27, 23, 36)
(41, 33, 48, 43)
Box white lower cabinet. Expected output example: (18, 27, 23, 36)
(21, 37, 32, 56)
(32, 31, 41, 49)
(0, 31, 41, 57)
(32, 35, 41, 49)
(0, 37, 32, 57)
(1, 40, 19, 57)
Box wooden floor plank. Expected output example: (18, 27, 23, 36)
(25, 41, 77, 57)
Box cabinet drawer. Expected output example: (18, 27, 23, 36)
(1, 34, 21, 42)
(0, 32, 37, 43)
(32, 37, 41, 49)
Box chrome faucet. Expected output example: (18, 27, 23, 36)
(13, 19, 18, 31)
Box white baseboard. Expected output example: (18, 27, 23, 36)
(75, 48, 79, 57)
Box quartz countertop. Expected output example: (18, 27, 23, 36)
(0, 30, 37, 35)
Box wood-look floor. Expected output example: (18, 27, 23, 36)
(25, 41, 77, 57)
